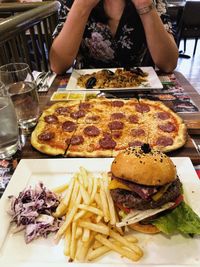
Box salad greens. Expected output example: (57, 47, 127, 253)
(152, 202, 200, 235)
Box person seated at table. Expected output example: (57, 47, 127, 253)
(49, 0, 179, 74)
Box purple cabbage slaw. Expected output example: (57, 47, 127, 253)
(8, 182, 61, 243)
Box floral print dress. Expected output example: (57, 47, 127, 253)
(53, 0, 173, 69)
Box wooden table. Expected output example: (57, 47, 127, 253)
(17, 71, 200, 165)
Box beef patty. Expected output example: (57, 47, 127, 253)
(110, 178, 182, 210)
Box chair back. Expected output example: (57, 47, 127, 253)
(182, 1, 200, 26)
(0, 1, 61, 72)
(0, 2, 47, 18)
(176, 1, 200, 45)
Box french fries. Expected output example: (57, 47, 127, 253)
(78, 221, 110, 235)
(87, 245, 111, 261)
(53, 167, 143, 262)
(95, 234, 140, 262)
(52, 183, 68, 194)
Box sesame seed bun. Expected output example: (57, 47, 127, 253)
(111, 147, 177, 186)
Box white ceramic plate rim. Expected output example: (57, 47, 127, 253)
(66, 67, 163, 91)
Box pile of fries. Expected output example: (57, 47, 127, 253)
(52, 167, 143, 262)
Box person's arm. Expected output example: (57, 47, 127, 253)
(49, 1, 100, 74)
(132, 0, 179, 73)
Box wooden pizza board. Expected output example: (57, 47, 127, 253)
(185, 120, 200, 135)
(168, 134, 200, 165)
(20, 133, 200, 165)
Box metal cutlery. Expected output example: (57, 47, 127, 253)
(36, 70, 54, 92)
(35, 71, 46, 85)
(191, 138, 200, 155)
(96, 92, 116, 98)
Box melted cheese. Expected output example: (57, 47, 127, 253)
(152, 184, 170, 201)
(109, 179, 131, 191)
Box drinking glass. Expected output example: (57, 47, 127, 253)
(0, 81, 19, 159)
(0, 63, 40, 130)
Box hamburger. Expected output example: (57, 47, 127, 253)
(109, 144, 200, 235)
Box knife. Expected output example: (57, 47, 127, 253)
(191, 138, 200, 155)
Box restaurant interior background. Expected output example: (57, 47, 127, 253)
(0, 0, 199, 93)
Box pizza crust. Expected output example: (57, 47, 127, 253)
(31, 121, 66, 155)
(139, 99, 187, 152)
(160, 123, 187, 152)
(66, 149, 112, 158)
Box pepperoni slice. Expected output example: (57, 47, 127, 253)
(112, 131, 122, 139)
(158, 122, 176, 132)
(128, 115, 139, 123)
(128, 141, 143, 147)
(70, 110, 86, 119)
(62, 121, 77, 132)
(44, 115, 58, 124)
(70, 135, 84, 145)
(86, 115, 100, 123)
(157, 112, 170, 120)
(108, 121, 124, 130)
(38, 132, 55, 141)
(135, 103, 150, 113)
(79, 102, 91, 110)
(112, 100, 124, 107)
(131, 128, 145, 137)
(84, 125, 100, 136)
(111, 113, 125, 120)
(55, 106, 70, 115)
(156, 136, 173, 146)
(99, 136, 116, 149)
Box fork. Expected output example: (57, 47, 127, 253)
(37, 70, 53, 92)
(191, 138, 200, 155)
(38, 84, 49, 92)
(35, 72, 46, 86)
(37, 71, 52, 87)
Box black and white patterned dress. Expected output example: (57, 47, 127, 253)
(53, 0, 173, 69)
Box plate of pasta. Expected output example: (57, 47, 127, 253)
(66, 67, 163, 91)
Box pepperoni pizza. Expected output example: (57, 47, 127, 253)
(31, 98, 187, 156)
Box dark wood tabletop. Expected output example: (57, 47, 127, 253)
(17, 71, 200, 165)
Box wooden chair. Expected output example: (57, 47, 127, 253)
(176, 1, 200, 56)
(0, 2, 47, 18)
(0, 1, 60, 71)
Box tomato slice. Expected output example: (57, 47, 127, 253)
(116, 203, 130, 214)
(170, 194, 184, 209)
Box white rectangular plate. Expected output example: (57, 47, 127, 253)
(0, 157, 200, 267)
(66, 67, 163, 91)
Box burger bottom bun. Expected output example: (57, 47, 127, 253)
(129, 223, 160, 234)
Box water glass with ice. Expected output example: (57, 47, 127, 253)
(0, 63, 40, 130)
(0, 81, 19, 159)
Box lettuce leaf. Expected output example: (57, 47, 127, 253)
(152, 202, 200, 235)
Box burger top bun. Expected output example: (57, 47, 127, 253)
(111, 145, 177, 186)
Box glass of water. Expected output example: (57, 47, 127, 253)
(0, 63, 40, 130)
(0, 81, 19, 159)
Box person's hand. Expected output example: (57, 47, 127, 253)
(73, 0, 100, 10)
(131, 0, 153, 10)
